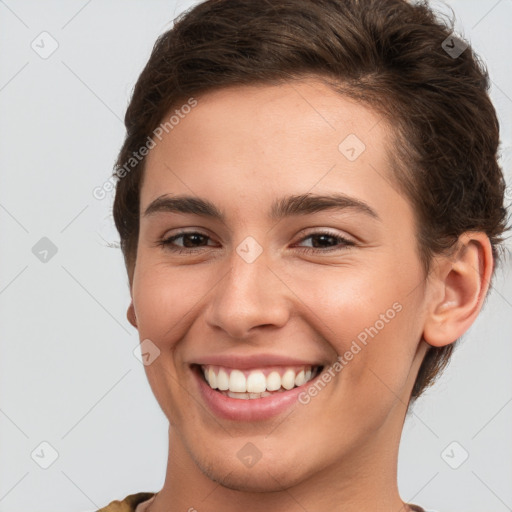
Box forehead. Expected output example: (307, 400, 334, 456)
(147, 79, 388, 158)
(140, 78, 405, 223)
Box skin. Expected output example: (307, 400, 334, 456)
(126, 78, 493, 512)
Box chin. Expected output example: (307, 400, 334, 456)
(205, 466, 300, 493)
(192, 449, 310, 493)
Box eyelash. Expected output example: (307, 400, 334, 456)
(156, 230, 355, 254)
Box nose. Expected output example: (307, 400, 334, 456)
(204, 248, 291, 340)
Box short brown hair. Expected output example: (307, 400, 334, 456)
(112, 0, 510, 403)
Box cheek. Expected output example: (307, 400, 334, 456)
(312, 294, 418, 443)
(132, 260, 210, 343)
(131, 261, 200, 422)
(303, 264, 421, 390)
(299, 265, 402, 341)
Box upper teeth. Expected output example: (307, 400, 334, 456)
(201, 365, 319, 393)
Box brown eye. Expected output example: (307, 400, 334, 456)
(157, 231, 216, 253)
(295, 232, 355, 253)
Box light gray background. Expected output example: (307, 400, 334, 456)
(0, 1, 511, 511)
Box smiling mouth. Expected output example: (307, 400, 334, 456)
(193, 364, 324, 399)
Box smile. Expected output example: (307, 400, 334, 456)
(200, 364, 323, 399)
(191, 361, 327, 422)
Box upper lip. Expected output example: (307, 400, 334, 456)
(191, 353, 326, 370)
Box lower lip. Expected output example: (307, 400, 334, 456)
(192, 365, 320, 422)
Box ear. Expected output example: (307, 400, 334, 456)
(422, 232, 494, 348)
(127, 300, 138, 329)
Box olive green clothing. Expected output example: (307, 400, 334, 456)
(97, 492, 156, 512)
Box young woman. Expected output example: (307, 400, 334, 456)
(98, 0, 509, 510)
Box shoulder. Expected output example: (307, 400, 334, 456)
(97, 492, 156, 512)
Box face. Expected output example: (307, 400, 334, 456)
(129, 78, 430, 492)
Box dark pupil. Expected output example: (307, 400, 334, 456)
(183, 233, 206, 247)
(312, 234, 335, 248)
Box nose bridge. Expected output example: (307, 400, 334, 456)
(205, 238, 289, 338)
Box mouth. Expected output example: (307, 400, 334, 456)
(197, 364, 324, 399)
(190, 362, 326, 421)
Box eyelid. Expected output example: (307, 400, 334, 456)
(293, 230, 355, 253)
(295, 227, 355, 244)
(157, 227, 356, 254)
(157, 229, 217, 248)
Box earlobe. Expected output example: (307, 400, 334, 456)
(127, 300, 138, 329)
(422, 232, 494, 348)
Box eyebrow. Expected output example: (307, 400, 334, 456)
(143, 193, 381, 222)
